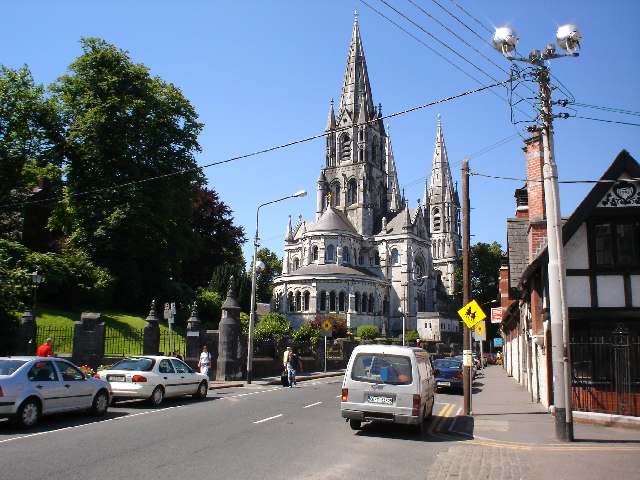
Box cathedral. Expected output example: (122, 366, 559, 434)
(272, 16, 460, 337)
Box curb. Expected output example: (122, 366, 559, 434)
(208, 382, 244, 390)
(261, 371, 345, 386)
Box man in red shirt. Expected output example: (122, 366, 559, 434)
(36, 338, 53, 357)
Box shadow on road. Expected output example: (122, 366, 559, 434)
(111, 395, 221, 410)
(353, 414, 475, 442)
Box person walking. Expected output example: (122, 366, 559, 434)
(36, 338, 54, 357)
(284, 347, 301, 388)
(198, 345, 211, 378)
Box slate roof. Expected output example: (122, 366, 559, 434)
(291, 263, 383, 279)
(306, 207, 357, 234)
(506, 217, 529, 289)
(382, 207, 417, 234)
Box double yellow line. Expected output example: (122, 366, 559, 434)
(428, 403, 457, 434)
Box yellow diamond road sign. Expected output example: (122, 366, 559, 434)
(475, 322, 485, 335)
(458, 299, 486, 329)
(322, 320, 332, 332)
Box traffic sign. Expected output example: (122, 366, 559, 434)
(474, 321, 486, 341)
(490, 307, 503, 324)
(321, 319, 333, 337)
(457, 299, 486, 329)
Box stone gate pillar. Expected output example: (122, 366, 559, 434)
(216, 279, 243, 381)
(72, 312, 105, 369)
(143, 300, 160, 355)
(19, 311, 37, 355)
(186, 302, 203, 368)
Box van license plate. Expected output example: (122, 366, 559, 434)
(437, 381, 451, 387)
(367, 394, 394, 405)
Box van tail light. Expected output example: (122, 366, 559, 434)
(412, 394, 421, 416)
(0, 385, 3, 397)
(132, 375, 147, 383)
(341, 388, 348, 402)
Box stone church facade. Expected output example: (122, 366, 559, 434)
(272, 17, 460, 336)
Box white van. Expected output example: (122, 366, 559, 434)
(340, 344, 435, 433)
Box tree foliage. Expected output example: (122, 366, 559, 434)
(253, 247, 282, 303)
(254, 312, 291, 342)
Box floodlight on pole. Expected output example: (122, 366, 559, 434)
(246, 190, 307, 384)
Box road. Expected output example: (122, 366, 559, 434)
(0, 376, 466, 480)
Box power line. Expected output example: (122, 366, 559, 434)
(0, 79, 509, 211)
(571, 115, 640, 127)
(570, 102, 640, 117)
(470, 170, 640, 184)
(446, 0, 494, 35)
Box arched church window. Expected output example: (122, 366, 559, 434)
(319, 291, 327, 311)
(303, 291, 310, 311)
(383, 296, 389, 314)
(326, 244, 336, 263)
(374, 251, 380, 265)
(288, 292, 294, 312)
(331, 182, 341, 206)
(355, 292, 361, 312)
(342, 246, 350, 264)
(358, 251, 364, 265)
(358, 148, 364, 163)
(362, 293, 367, 313)
(329, 291, 336, 312)
(432, 208, 441, 232)
(338, 292, 346, 312)
(312, 245, 318, 262)
(368, 293, 374, 313)
(293, 257, 300, 270)
(340, 133, 351, 161)
(295, 291, 302, 311)
(391, 248, 400, 266)
(347, 178, 357, 205)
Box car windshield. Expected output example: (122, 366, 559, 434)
(351, 353, 412, 385)
(0, 359, 27, 375)
(109, 357, 154, 371)
(434, 360, 462, 370)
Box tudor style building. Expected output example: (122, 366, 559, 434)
(271, 17, 460, 336)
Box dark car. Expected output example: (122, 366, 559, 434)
(432, 358, 464, 391)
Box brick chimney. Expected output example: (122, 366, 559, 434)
(514, 185, 528, 219)
(524, 131, 546, 261)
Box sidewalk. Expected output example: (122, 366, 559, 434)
(426, 366, 640, 480)
(208, 369, 344, 390)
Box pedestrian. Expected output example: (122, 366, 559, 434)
(198, 345, 211, 378)
(36, 338, 54, 357)
(284, 347, 301, 388)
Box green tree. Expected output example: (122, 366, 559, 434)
(0, 65, 63, 248)
(253, 247, 282, 303)
(52, 38, 205, 308)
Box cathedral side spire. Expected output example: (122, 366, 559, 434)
(325, 98, 335, 131)
(385, 132, 401, 213)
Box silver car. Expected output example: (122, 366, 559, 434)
(0, 357, 111, 428)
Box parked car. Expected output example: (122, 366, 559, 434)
(453, 355, 478, 378)
(96, 356, 208, 406)
(483, 353, 497, 365)
(340, 345, 435, 434)
(432, 358, 464, 392)
(0, 357, 111, 428)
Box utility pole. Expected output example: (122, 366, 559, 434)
(462, 158, 472, 415)
(492, 24, 580, 441)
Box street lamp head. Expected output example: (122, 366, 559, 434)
(492, 26, 519, 56)
(30, 270, 44, 285)
(292, 190, 307, 198)
(556, 24, 581, 53)
(255, 259, 266, 273)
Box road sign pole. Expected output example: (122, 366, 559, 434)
(462, 158, 472, 416)
(324, 335, 327, 373)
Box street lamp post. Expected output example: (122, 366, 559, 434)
(493, 24, 581, 442)
(246, 190, 307, 384)
(30, 270, 45, 320)
(403, 273, 430, 346)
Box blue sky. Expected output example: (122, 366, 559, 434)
(2, 1, 639, 263)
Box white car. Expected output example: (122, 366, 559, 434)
(0, 356, 111, 428)
(96, 356, 209, 406)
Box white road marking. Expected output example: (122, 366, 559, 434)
(253, 414, 283, 424)
(303, 401, 322, 409)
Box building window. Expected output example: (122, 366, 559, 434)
(342, 246, 350, 264)
(329, 291, 336, 312)
(347, 179, 357, 205)
(312, 245, 318, 261)
(362, 293, 367, 313)
(355, 292, 361, 312)
(372, 136, 378, 164)
(338, 292, 346, 312)
(368, 293, 374, 313)
(383, 296, 389, 314)
(331, 182, 341, 206)
(391, 248, 400, 266)
(593, 221, 640, 268)
(295, 292, 302, 312)
(319, 291, 327, 311)
(432, 208, 441, 232)
(293, 257, 300, 270)
(374, 251, 380, 265)
(340, 133, 351, 161)
(326, 244, 336, 263)
(303, 291, 310, 311)
(288, 292, 294, 312)
(358, 251, 364, 265)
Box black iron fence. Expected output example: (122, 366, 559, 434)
(104, 327, 144, 356)
(570, 326, 640, 417)
(160, 331, 186, 357)
(36, 326, 74, 354)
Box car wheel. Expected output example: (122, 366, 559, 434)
(149, 386, 164, 407)
(91, 391, 109, 416)
(16, 398, 40, 429)
(194, 381, 208, 399)
(349, 419, 362, 430)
